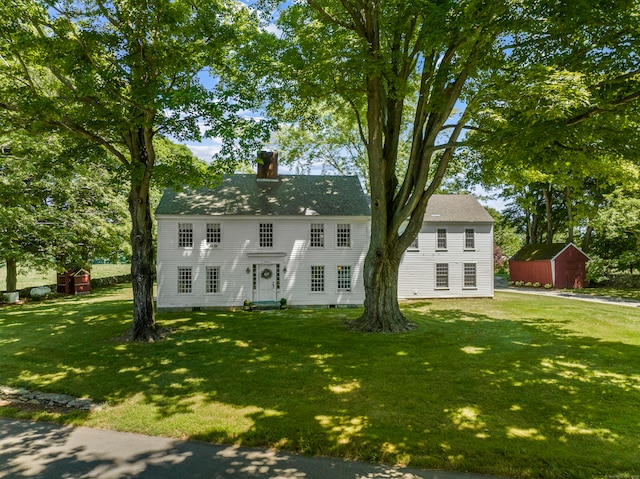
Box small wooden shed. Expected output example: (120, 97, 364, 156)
(509, 243, 589, 289)
(57, 269, 92, 295)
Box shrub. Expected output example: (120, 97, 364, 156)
(533, 282, 541, 288)
(525, 282, 533, 287)
(544, 283, 553, 289)
(515, 281, 524, 287)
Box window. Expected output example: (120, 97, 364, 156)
(435, 263, 449, 288)
(259, 223, 273, 248)
(206, 223, 221, 246)
(464, 263, 477, 288)
(465, 228, 475, 250)
(408, 236, 419, 251)
(310, 223, 325, 247)
(177, 267, 192, 294)
(337, 265, 352, 292)
(436, 228, 447, 250)
(337, 224, 351, 248)
(311, 266, 325, 292)
(178, 223, 193, 248)
(206, 266, 220, 293)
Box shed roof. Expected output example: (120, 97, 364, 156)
(156, 174, 371, 217)
(423, 194, 494, 223)
(510, 243, 588, 262)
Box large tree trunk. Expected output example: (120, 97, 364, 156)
(127, 182, 157, 341)
(350, 247, 415, 332)
(121, 127, 159, 342)
(5, 257, 17, 292)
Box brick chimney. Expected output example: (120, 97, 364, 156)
(257, 151, 278, 179)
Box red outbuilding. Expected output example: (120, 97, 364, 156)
(509, 243, 589, 289)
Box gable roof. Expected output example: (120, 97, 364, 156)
(510, 243, 588, 261)
(156, 174, 371, 217)
(423, 194, 494, 223)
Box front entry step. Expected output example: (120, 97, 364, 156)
(248, 300, 283, 311)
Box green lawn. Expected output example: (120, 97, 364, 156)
(569, 287, 640, 302)
(1, 287, 639, 479)
(0, 263, 131, 291)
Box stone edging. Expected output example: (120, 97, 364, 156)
(0, 385, 104, 411)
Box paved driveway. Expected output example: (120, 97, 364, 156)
(0, 418, 506, 479)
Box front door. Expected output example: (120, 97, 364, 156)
(257, 264, 277, 301)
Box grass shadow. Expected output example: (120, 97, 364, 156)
(1, 291, 639, 478)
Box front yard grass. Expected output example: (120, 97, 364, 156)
(1, 285, 639, 479)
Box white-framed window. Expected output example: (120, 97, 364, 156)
(311, 265, 325, 292)
(259, 223, 273, 248)
(436, 228, 447, 250)
(177, 266, 192, 294)
(464, 263, 477, 288)
(337, 224, 351, 248)
(408, 236, 419, 251)
(435, 263, 449, 289)
(206, 266, 220, 293)
(310, 223, 325, 247)
(178, 223, 193, 248)
(337, 265, 352, 292)
(465, 228, 475, 250)
(206, 223, 221, 247)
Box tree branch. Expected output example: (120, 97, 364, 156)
(566, 90, 640, 126)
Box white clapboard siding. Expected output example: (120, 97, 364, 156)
(398, 223, 494, 299)
(156, 216, 369, 310)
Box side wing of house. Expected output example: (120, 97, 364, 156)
(398, 195, 494, 299)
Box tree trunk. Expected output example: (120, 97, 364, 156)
(350, 247, 415, 332)
(5, 257, 17, 292)
(582, 225, 593, 253)
(565, 186, 574, 243)
(543, 186, 554, 244)
(121, 127, 159, 342)
(126, 182, 157, 341)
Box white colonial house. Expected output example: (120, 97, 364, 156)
(155, 154, 371, 310)
(398, 194, 494, 299)
(155, 154, 494, 310)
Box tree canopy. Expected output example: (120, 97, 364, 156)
(0, 0, 273, 339)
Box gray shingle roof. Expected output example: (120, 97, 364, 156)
(156, 174, 371, 217)
(424, 194, 494, 223)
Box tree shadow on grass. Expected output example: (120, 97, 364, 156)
(1, 297, 639, 478)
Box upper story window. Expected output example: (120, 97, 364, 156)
(310, 223, 325, 247)
(336, 224, 351, 248)
(178, 223, 193, 248)
(436, 228, 447, 250)
(465, 228, 475, 250)
(206, 223, 221, 246)
(408, 236, 419, 251)
(259, 223, 273, 248)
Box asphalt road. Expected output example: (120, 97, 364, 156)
(0, 418, 506, 479)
